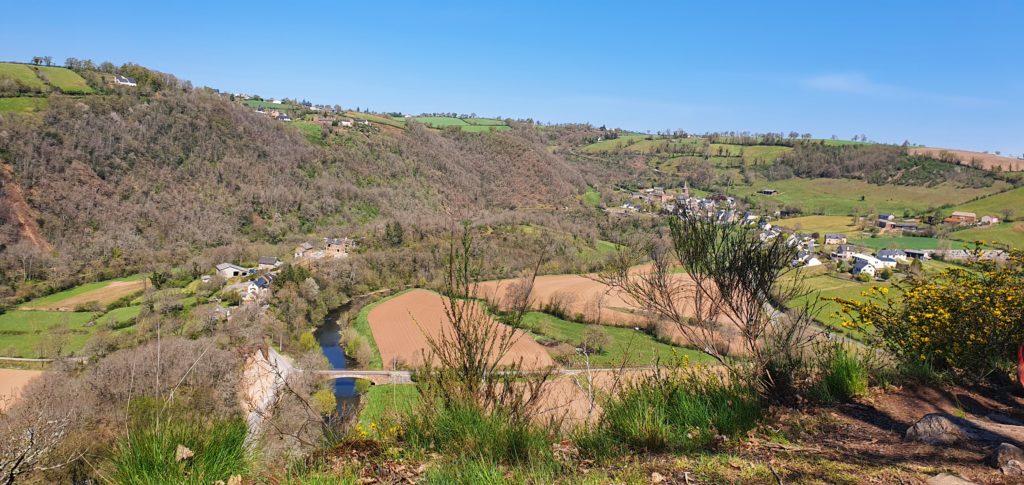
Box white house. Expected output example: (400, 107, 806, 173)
(852, 253, 895, 269)
(824, 233, 847, 245)
(215, 263, 248, 279)
(852, 260, 876, 277)
(113, 75, 137, 87)
(877, 249, 909, 263)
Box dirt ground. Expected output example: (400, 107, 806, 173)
(21, 280, 146, 311)
(0, 368, 42, 410)
(367, 289, 555, 370)
(910, 147, 1023, 172)
(476, 272, 705, 326)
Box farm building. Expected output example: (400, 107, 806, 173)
(944, 211, 977, 225)
(215, 263, 248, 279)
(257, 256, 281, 270)
(758, 188, 778, 195)
(325, 237, 355, 255)
(877, 249, 908, 262)
(294, 242, 314, 258)
(824, 233, 847, 245)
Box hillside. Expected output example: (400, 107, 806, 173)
(0, 62, 93, 95)
(911, 146, 1024, 172)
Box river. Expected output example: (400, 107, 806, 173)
(314, 304, 360, 416)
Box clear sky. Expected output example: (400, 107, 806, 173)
(3, 1, 1022, 155)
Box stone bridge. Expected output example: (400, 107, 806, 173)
(314, 370, 413, 385)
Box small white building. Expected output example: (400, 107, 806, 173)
(852, 260, 876, 277)
(113, 75, 137, 87)
(215, 263, 248, 279)
(257, 256, 281, 270)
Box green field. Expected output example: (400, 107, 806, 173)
(345, 111, 406, 129)
(95, 305, 142, 328)
(0, 310, 99, 357)
(34, 66, 93, 93)
(413, 116, 470, 127)
(358, 384, 419, 427)
(579, 134, 651, 153)
(291, 121, 324, 144)
(0, 63, 49, 91)
(775, 215, 859, 235)
(788, 274, 892, 340)
(0, 96, 47, 113)
(952, 186, 1024, 218)
(741, 145, 791, 164)
(458, 124, 511, 132)
(522, 311, 711, 367)
(411, 116, 510, 131)
(731, 178, 1006, 216)
(19, 274, 145, 309)
(950, 222, 1024, 249)
(581, 186, 601, 207)
(243, 99, 304, 111)
(463, 117, 506, 126)
(847, 236, 971, 251)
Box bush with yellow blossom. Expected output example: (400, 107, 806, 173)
(834, 250, 1023, 383)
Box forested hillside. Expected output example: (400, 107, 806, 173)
(0, 81, 626, 292)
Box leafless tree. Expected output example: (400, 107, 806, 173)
(600, 211, 820, 397)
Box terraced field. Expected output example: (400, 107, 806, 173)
(0, 63, 48, 90)
(34, 66, 93, 93)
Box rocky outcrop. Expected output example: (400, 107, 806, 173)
(905, 413, 1008, 445)
(988, 442, 1024, 476)
(240, 345, 294, 447)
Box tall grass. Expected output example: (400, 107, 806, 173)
(403, 398, 555, 466)
(577, 366, 763, 456)
(108, 401, 249, 484)
(811, 345, 869, 403)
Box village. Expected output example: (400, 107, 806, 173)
(608, 183, 1009, 284)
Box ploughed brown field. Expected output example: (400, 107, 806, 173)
(475, 272, 705, 326)
(20, 280, 146, 311)
(366, 289, 555, 369)
(0, 369, 42, 410)
(910, 147, 1023, 171)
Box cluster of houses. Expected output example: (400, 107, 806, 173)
(294, 237, 356, 260)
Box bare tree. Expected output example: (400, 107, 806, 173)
(417, 224, 552, 422)
(600, 211, 820, 397)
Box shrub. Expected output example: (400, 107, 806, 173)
(580, 326, 610, 354)
(74, 300, 103, 312)
(298, 331, 318, 352)
(579, 365, 762, 456)
(109, 402, 249, 484)
(810, 345, 869, 403)
(311, 388, 337, 416)
(835, 251, 1024, 383)
(855, 272, 871, 282)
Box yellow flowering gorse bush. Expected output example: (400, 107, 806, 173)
(834, 250, 1024, 382)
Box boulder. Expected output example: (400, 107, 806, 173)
(906, 414, 967, 445)
(988, 442, 1024, 476)
(926, 473, 977, 485)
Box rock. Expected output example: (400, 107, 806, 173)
(989, 443, 1024, 476)
(174, 444, 194, 462)
(906, 414, 967, 445)
(227, 475, 242, 485)
(926, 473, 977, 485)
(650, 471, 666, 483)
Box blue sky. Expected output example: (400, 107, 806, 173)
(3, 1, 1022, 154)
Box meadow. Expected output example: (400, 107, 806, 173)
(522, 311, 710, 367)
(34, 66, 93, 93)
(411, 116, 510, 131)
(0, 62, 49, 90)
(950, 222, 1024, 249)
(730, 178, 1005, 215)
(775, 215, 859, 235)
(0, 310, 99, 357)
(19, 274, 146, 310)
(345, 111, 407, 129)
(952, 186, 1024, 218)
(358, 384, 420, 427)
(0, 97, 47, 113)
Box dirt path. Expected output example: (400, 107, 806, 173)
(367, 289, 555, 369)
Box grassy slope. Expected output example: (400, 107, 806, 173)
(413, 116, 471, 127)
(345, 111, 406, 129)
(0, 310, 99, 357)
(0, 97, 48, 112)
(522, 311, 711, 367)
(731, 178, 1004, 215)
(952, 186, 1024, 217)
(579, 134, 650, 153)
(19, 274, 145, 308)
(581, 186, 601, 207)
(0, 63, 48, 90)
(34, 66, 93, 93)
(775, 215, 858, 235)
(950, 222, 1024, 249)
(358, 384, 420, 427)
(95, 305, 142, 327)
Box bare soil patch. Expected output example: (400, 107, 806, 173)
(911, 147, 1024, 172)
(366, 289, 555, 370)
(476, 272, 704, 326)
(21, 280, 145, 311)
(0, 368, 42, 410)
